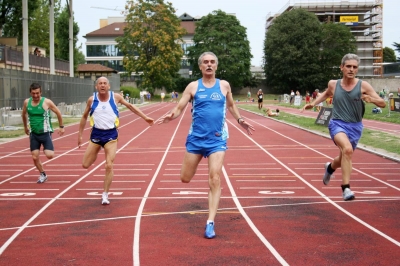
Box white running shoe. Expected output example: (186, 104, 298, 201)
(323, 162, 334, 185)
(37, 173, 48, 184)
(102, 193, 110, 205)
(343, 188, 355, 201)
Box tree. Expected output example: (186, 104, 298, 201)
(116, 0, 186, 91)
(1, 0, 40, 43)
(187, 10, 252, 88)
(383, 47, 397, 62)
(393, 42, 400, 61)
(55, 4, 82, 70)
(264, 9, 357, 93)
(320, 22, 356, 79)
(264, 9, 322, 93)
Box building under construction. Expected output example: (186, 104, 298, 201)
(265, 0, 383, 77)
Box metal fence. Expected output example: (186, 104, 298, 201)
(0, 68, 96, 110)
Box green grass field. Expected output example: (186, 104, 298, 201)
(237, 95, 400, 157)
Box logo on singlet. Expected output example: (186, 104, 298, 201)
(210, 93, 221, 100)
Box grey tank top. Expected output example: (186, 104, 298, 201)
(332, 79, 363, 123)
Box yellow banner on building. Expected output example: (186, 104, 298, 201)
(340, 16, 359, 23)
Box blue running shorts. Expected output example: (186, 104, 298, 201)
(186, 134, 228, 158)
(328, 119, 363, 150)
(30, 132, 54, 151)
(90, 127, 118, 147)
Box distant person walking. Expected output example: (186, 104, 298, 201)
(21, 83, 65, 184)
(257, 89, 264, 110)
(302, 53, 386, 201)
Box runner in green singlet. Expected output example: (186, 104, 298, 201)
(21, 83, 65, 183)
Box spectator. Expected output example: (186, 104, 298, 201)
(305, 91, 311, 104)
(312, 89, 318, 100)
(161, 92, 165, 102)
(33, 47, 41, 57)
(289, 90, 295, 105)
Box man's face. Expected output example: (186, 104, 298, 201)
(30, 88, 42, 102)
(200, 55, 218, 75)
(341, 59, 359, 78)
(96, 78, 110, 93)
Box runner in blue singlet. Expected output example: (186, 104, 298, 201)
(157, 52, 255, 239)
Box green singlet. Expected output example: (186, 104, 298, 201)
(27, 97, 53, 134)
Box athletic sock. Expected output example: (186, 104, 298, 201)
(207, 220, 214, 225)
(327, 163, 335, 174)
(41, 171, 46, 176)
(341, 184, 350, 192)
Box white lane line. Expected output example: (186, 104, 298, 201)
(227, 163, 276, 165)
(287, 162, 399, 165)
(100, 169, 152, 171)
(160, 180, 207, 182)
(236, 180, 296, 182)
(360, 168, 400, 170)
(222, 165, 289, 265)
(85, 181, 145, 183)
(239, 187, 305, 189)
(76, 188, 141, 190)
(0, 189, 59, 191)
(230, 168, 282, 170)
(163, 173, 209, 176)
(239, 114, 400, 248)
(23, 175, 80, 177)
(94, 174, 149, 177)
(311, 179, 371, 182)
(321, 187, 387, 189)
(232, 174, 288, 176)
(157, 188, 211, 190)
(133, 105, 189, 266)
(0, 164, 32, 166)
(10, 181, 70, 184)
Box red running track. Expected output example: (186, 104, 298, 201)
(0, 102, 399, 265)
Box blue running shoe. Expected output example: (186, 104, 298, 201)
(204, 222, 215, 239)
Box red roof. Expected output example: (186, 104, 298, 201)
(77, 64, 118, 73)
(84, 22, 127, 38)
(84, 21, 196, 37)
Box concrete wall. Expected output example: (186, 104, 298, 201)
(363, 78, 400, 93)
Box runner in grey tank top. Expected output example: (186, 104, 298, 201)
(302, 53, 386, 201)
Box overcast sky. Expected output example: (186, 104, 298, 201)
(72, 0, 399, 66)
